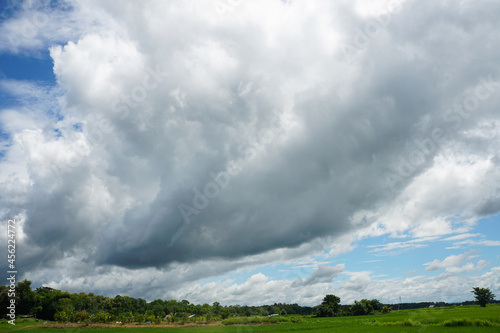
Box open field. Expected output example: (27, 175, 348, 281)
(2, 304, 499, 333)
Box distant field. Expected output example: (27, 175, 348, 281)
(2, 304, 499, 333)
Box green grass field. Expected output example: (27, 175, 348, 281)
(2, 304, 499, 333)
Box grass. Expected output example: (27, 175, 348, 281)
(222, 315, 304, 325)
(1, 304, 499, 332)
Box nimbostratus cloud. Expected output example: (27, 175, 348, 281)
(0, 0, 500, 303)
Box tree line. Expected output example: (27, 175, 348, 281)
(0, 280, 312, 323)
(1, 280, 495, 324)
(313, 295, 392, 317)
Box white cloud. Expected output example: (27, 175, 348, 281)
(455, 239, 500, 247)
(424, 250, 484, 273)
(442, 233, 481, 241)
(343, 271, 372, 291)
(1, 0, 500, 305)
(291, 264, 345, 287)
(404, 270, 419, 275)
(367, 236, 438, 254)
(445, 260, 487, 274)
(0, 1, 123, 54)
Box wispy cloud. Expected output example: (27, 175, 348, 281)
(367, 236, 439, 255)
(404, 269, 418, 275)
(442, 233, 481, 241)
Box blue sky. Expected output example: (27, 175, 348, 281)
(190, 216, 500, 304)
(0, 0, 499, 306)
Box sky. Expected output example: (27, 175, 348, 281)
(0, 0, 499, 307)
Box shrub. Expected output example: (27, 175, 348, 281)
(92, 311, 110, 323)
(381, 305, 392, 314)
(443, 319, 494, 327)
(54, 311, 69, 322)
(402, 319, 421, 327)
(291, 316, 304, 323)
(350, 299, 374, 316)
(74, 310, 89, 322)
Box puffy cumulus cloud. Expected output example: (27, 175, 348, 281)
(358, 153, 500, 242)
(445, 260, 487, 274)
(170, 265, 500, 305)
(376, 266, 500, 304)
(1, 0, 500, 303)
(0, 0, 121, 54)
(291, 264, 344, 287)
(424, 250, 480, 272)
(173, 266, 348, 306)
(343, 271, 372, 291)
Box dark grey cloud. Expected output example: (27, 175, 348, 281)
(475, 189, 500, 217)
(91, 0, 500, 269)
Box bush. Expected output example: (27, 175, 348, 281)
(402, 319, 421, 327)
(291, 316, 304, 323)
(381, 305, 392, 314)
(350, 299, 374, 316)
(54, 311, 69, 322)
(443, 319, 494, 327)
(74, 310, 89, 322)
(92, 311, 110, 323)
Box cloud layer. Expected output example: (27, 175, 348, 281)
(1, 0, 500, 305)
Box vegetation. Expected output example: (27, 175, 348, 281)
(1, 304, 499, 332)
(0, 280, 312, 324)
(472, 287, 495, 307)
(313, 294, 342, 317)
(1, 280, 498, 332)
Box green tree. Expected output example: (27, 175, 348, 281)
(149, 299, 166, 318)
(34, 287, 70, 320)
(315, 294, 341, 317)
(59, 298, 75, 313)
(212, 301, 220, 315)
(0, 285, 10, 318)
(472, 287, 495, 307)
(369, 299, 383, 312)
(219, 306, 230, 319)
(92, 310, 110, 323)
(350, 299, 373, 316)
(17, 279, 36, 315)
